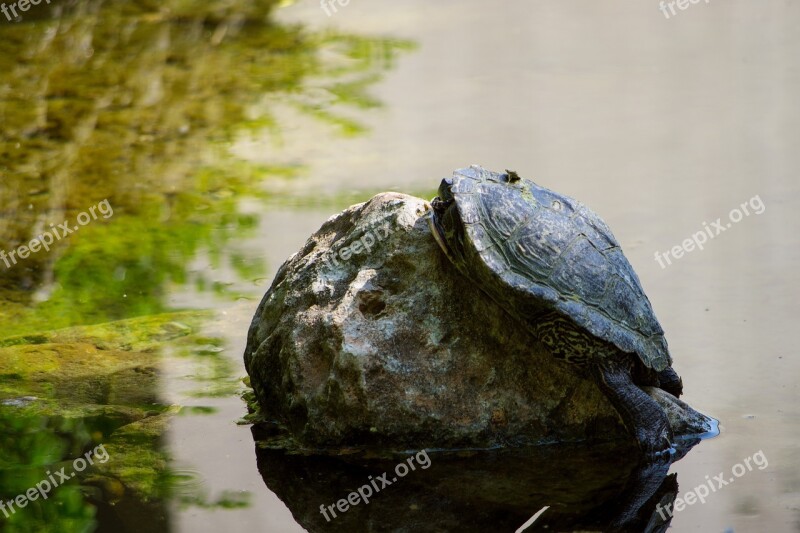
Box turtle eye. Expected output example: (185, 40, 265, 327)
(552, 200, 563, 211)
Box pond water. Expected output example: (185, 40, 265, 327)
(0, 0, 798, 532)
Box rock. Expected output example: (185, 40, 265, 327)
(644, 387, 716, 437)
(244, 193, 713, 450)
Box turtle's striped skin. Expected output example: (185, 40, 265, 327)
(430, 165, 682, 456)
(532, 312, 619, 366)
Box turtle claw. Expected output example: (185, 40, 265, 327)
(646, 445, 675, 463)
(637, 429, 675, 462)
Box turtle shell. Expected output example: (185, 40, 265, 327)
(435, 165, 671, 371)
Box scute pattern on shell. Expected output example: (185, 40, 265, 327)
(450, 165, 671, 371)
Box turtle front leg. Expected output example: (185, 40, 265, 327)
(595, 361, 674, 458)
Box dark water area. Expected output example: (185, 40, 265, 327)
(254, 441, 678, 532)
(1, 0, 798, 532)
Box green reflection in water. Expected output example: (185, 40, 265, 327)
(0, 0, 414, 337)
(0, 0, 415, 530)
(0, 311, 289, 531)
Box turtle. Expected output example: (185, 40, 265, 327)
(429, 165, 683, 456)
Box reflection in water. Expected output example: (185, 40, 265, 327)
(0, 0, 414, 338)
(252, 427, 696, 532)
(0, 1, 414, 531)
(251, 416, 711, 532)
(0, 312, 229, 531)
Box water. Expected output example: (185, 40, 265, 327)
(1, 1, 798, 531)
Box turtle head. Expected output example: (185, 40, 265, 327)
(429, 177, 462, 265)
(431, 177, 455, 213)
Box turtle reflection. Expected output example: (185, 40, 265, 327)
(252, 427, 706, 532)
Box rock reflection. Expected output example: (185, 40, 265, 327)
(251, 427, 707, 532)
